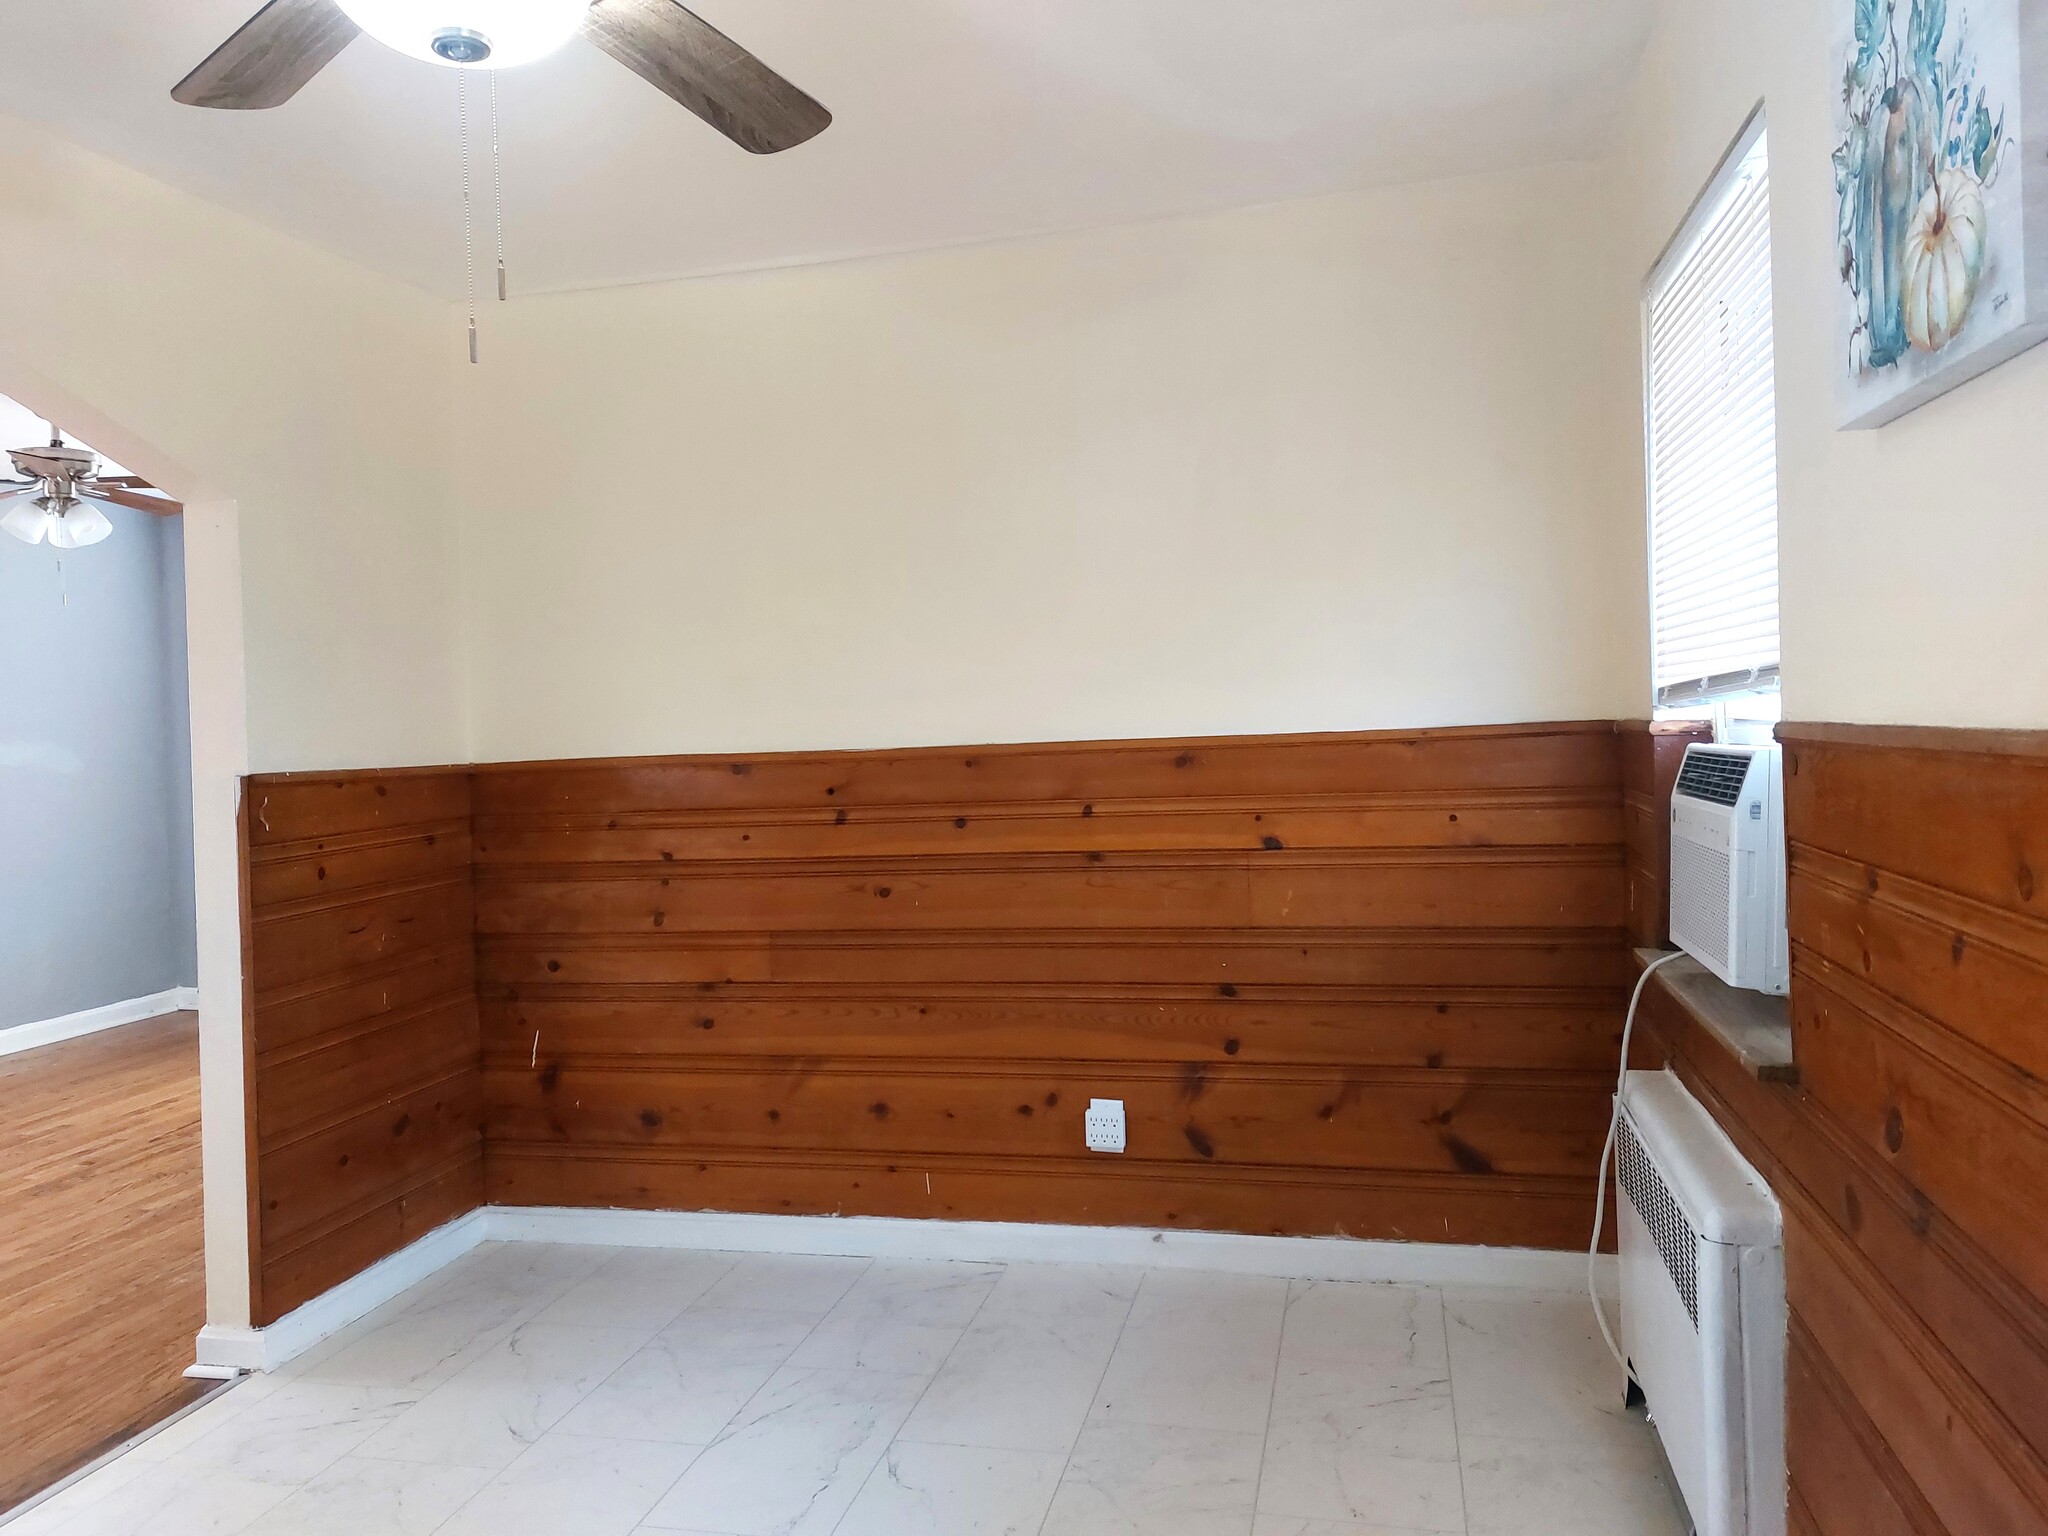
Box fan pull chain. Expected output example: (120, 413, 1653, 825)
(459, 70, 477, 363)
(490, 71, 507, 301)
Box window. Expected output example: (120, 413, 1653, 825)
(1643, 114, 1780, 715)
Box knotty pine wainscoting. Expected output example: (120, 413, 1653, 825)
(471, 722, 1637, 1243)
(240, 720, 1694, 1324)
(1642, 724, 2048, 1536)
(241, 769, 482, 1324)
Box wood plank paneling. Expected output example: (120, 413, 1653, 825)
(1618, 719, 1712, 948)
(472, 722, 1636, 1245)
(1642, 724, 2048, 1536)
(470, 724, 1626, 814)
(237, 722, 1697, 1309)
(483, 1145, 1590, 1249)
(482, 991, 1626, 1073)
(485, 1065, 1609, 1174)
(243, 768, 481, 1325)
(475, 929, 1633, 991)
(0, 1013, 206, 1511)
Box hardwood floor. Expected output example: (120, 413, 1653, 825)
(0, 1012, 207, 1512)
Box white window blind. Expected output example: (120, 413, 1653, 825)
(1645, 121, 1780, 708)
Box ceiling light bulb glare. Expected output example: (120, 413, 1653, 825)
(46, 499, 114, 550)
(335, 0, 591, 69)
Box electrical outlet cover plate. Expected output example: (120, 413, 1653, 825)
(1085, 1098, 1126, 1154)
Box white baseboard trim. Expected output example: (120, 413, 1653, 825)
(193, 1209, 488, 1374)
(483, 1206, 1609, 1293)
(195, 1204, 1609, 1376)
(0, 985, 201, 1059)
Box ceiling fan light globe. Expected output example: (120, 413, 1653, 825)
(335, 0, 591, 69)
(0, 498, 52, 545)
(46, 501, 114, 550)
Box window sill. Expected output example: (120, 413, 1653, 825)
(1633, 947, 1797, 1085)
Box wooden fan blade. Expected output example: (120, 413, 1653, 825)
(583, 0, 830, 154)
(173, 0, 359, 110)
(81, 485, 184, 517)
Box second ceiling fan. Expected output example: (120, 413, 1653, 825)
(173, 0, 830, 155)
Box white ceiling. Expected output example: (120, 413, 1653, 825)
(0, 395, 132, 476)
(0, 0, 1654, 298)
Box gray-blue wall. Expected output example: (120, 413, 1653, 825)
(0, 500, 198, 1030)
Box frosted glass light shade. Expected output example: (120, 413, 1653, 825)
(1, 495, 52, 545)
(46, 500, 114, 550)
(336, 0, 591, 67)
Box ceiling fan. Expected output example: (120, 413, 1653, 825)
(173, 0, 831, 155)
(1, 435, 184, 550)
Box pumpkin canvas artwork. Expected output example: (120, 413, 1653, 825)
(1833, 0, 2048, 428)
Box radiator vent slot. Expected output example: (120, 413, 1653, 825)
(1619, 1113, 1699, 1328)
(1675, 749, 1753, 807)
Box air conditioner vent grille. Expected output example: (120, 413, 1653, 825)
(1674, 749, 1753, 807)
(1671, 834, 1732, 973)
(1620, 1112, 1699, 1328)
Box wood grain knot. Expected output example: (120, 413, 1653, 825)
(1441, 1135, 1494, 1175)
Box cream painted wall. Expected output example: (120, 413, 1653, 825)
(0, 114, 467, 773)
(0, 115, 467, 1335)
(458, 163, 1643, 761)
(1603, 0, 2048, 729)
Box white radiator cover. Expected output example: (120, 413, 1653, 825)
(1618, 1070, 1786, 1536)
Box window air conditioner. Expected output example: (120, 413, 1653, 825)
(1618, 1069, 1786, 1536)
(1668, 743, 1788, 995)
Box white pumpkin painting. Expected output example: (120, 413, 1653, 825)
(1833, 0, 2048, 428)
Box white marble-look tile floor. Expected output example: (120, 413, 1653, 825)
(6, 1244, 1690, 1536)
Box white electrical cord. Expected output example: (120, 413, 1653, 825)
(1590, 949, 1687, 1373)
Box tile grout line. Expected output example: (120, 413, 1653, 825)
(1441, 1284, 1475, 1536)
(825, 1257, 1011, 1536)
(1028, 1266, 1148, 1536)
(306, 1247, 822, 1532)
(359, 1250, 612, 1400)
(652, 1250, 869, 1443)
(1243, 1278, 1291, 1530)
(269, 1240, 498, 1381)
(627, 1252, 882, 1536)
(412, 1247, 757, 1536)
(282, 1243, 619, 1501)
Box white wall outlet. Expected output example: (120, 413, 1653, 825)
(1085, 1098, 1126, 1154)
